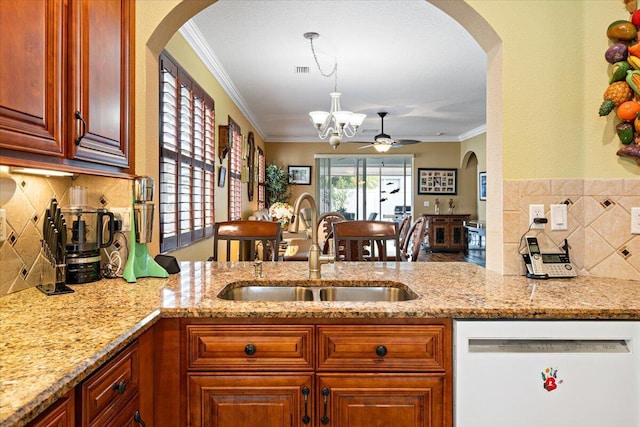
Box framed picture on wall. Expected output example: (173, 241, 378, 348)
(417, 168, 457, 195)
(478, 171, 487, 201)
(288, 165, 312, 185)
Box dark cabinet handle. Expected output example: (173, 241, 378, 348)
(133, 411, 146, 426)
(301, 386, 310, 424)
(376, 345, 388, 357)
(74, 111, 87, 146)
(244, 343, 256, 356)
(112, 379, 127, 394)
(321, 387, 330, 425)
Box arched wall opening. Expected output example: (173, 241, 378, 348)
(137, 0, 504, 271)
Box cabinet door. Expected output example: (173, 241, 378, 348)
(188, 373, 313, 427)
(68, 0, 132, 168)
(317, 374, 446, 427)
(26, 390, 75, 427)
(0, 0, 64, 157)
(430, 218, 449, 249)
(448, 218, 466, 249)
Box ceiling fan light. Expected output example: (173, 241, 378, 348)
(375, 133, 394, 144)
(373, 144, 392, 153)
(309, 111, 330, 127)
(349, 113, 366, 128)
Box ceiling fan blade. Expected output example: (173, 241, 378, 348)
(395, 139, 421, 146)
(358, 144, 375, 149)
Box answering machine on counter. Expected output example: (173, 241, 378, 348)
(522, 236, 577, 279)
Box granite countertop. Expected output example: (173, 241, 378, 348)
(1, 261, 639, 426)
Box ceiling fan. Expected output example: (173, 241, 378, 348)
(358, 112, 420, 152)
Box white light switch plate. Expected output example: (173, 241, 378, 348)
(632, 207, 640, 234)
(550, 204, 568, 231)
(423, 201, 430, 207)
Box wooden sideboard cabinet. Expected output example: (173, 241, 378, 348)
(156, 319, 452, 427)
(422, 214, 470, 252)
(0, 0, 134, 176)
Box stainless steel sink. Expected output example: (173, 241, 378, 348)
(218, 286, 314, 301)
(318, 286, 414, 302)
(217, 281, 417, 302)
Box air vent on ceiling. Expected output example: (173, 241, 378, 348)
(295, 66, 310, 74)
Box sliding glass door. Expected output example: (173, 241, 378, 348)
(316, 155, 413, 221)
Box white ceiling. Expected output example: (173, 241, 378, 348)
(182, 0, 487, 146)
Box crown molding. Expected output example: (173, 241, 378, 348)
(179, 21, 266, 140)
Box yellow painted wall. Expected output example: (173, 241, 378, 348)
(466, 0, 639, 178)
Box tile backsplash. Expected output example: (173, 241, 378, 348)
(502, 178, 640, 279)
(0, 172, 132, 296)
(1, 173, 639, 297)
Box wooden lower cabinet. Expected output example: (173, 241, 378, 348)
(177, 320, 452, 427)
(188, 373, 313, 427)
(317, 374, 445, 427)
(26, 391, 75, 427)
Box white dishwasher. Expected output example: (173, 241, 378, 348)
(454, 320, 640, 427)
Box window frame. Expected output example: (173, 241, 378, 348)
(228, 117, 242, 220)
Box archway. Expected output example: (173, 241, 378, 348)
(137, 0, 504, 272)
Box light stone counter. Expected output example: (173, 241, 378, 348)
(1, 261, 639, 426)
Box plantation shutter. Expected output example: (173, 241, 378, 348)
(159, 51, 215, 252)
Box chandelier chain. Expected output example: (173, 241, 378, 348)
(309, 37, 338, 92)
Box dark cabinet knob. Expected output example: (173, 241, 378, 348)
(112, 379, 127, 394)
(244, 344, 256, 356)
(375, 345, 388, 357)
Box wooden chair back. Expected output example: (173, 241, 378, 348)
(402, 216, 426, 262)
(211, 220, 281, 261)
(397, 215, 412, 249)
(318, 212, 346, 254)
(332, 220, 399, 261)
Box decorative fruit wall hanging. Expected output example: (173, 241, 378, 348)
(601, 0, 640, 164)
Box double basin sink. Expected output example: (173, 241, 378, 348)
(218, 280, 418, 302)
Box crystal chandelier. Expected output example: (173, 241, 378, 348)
(304, 32, 366, 149)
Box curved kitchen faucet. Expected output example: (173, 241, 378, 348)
(291, 192, 334, 279)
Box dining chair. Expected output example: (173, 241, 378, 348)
(332, 220, 399, 261)
(397, 215, 412, 250)
(318, 212, 346, 254)
(402, 216, 426, 262)
(210, 220, 282, 261)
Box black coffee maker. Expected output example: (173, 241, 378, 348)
(63, 207, 115, 284)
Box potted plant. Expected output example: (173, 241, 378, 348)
(265, 162, 291, 206)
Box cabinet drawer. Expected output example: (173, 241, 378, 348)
(80, 341, 139, 426)
(187, 325, 314, 371)
(317, 325, 446, 372)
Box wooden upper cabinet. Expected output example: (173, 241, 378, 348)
(0, 0, 133, 175)
(0, 0, 64, 157)
(68, 0, 132, 168)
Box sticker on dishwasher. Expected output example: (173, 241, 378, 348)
(541, 367, 563, 392)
